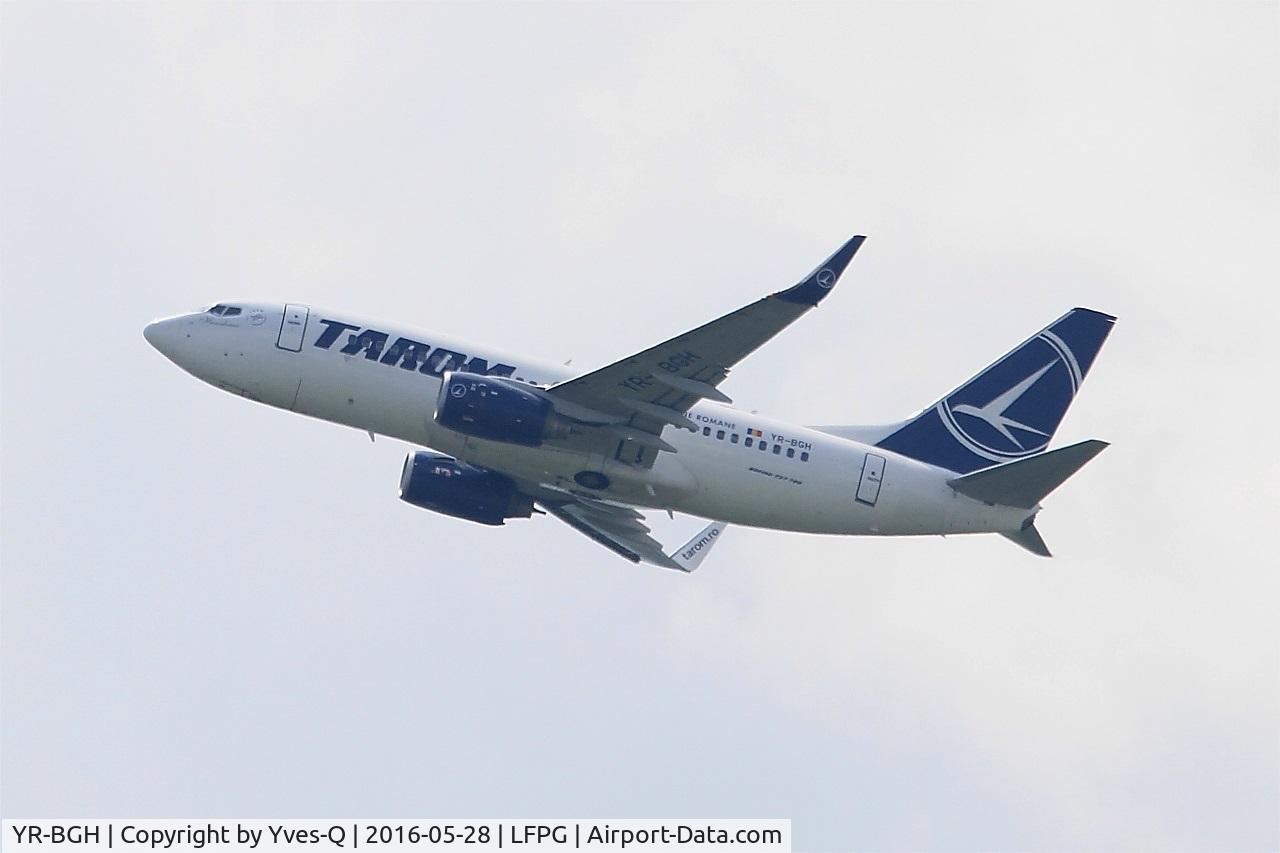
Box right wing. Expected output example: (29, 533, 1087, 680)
(535, 491, 728, 572)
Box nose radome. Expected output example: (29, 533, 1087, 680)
(143, 316, 186, 360)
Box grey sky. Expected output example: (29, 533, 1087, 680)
(2, 3, 1277, 849)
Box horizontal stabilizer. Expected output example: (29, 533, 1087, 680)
(948, 439, 1109, 509)
(1000, 523, 1052, 557)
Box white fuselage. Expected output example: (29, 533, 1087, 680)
(144, 302, 1033, 538)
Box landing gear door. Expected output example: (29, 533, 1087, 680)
(856, 453, 885, 506)
(277, 304, 309, 352)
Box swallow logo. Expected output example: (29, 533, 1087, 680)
(938, 333, 1082, 461)
(951, 362, 1054, 450)
(816, 268, 836, 289)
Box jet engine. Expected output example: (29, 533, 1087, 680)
(434, 371, 571, 447)
(399, 451, 534, 526)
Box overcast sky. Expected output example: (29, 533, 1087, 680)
(2, 3, 1277, 850)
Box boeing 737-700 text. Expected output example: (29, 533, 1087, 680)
(144, 235, 1115, 571)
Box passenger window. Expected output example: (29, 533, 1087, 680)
(773, 444, 781, 455)
(744, 437, 753, 448)
(731, 434, 739, 444)
(786, 447, 795, 458)
(759, 442, 767, 452)
(703, 427, 711, 436)
(716, 430, 725, 440)
(801, 451, 810, 462)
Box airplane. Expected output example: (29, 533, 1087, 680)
(143, 235, 1115, 571)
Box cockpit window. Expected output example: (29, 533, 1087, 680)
(206, 304, 242, 317)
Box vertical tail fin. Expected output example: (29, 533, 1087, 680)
(875, 308, 1115, 474)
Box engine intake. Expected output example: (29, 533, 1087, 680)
(434, 371, 570, 447)
(399, 451, 534, 526)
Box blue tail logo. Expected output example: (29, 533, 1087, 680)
(941, 330, 1082, 459)
(877, 308, 1115, 474)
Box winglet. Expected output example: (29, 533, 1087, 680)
(667, 521, 728, 572)
(774, 235, 867, 306)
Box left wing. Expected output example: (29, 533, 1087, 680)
(536, 491, 727, 572)
(544, 235, 866, 466)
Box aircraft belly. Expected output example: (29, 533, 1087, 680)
(453, 438, 699, 506)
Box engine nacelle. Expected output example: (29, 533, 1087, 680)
(434, 371, 569, 447)
(399, 451, 534, 526)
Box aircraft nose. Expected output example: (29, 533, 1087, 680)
(143, 316, 187, 360)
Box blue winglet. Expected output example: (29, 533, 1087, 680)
(774, 235, 867, 306)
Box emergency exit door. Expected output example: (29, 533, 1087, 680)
(856, 453, 885, 506)
(277, 304, 309, 352)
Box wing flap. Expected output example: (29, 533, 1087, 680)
(541, 502, 647, 565)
